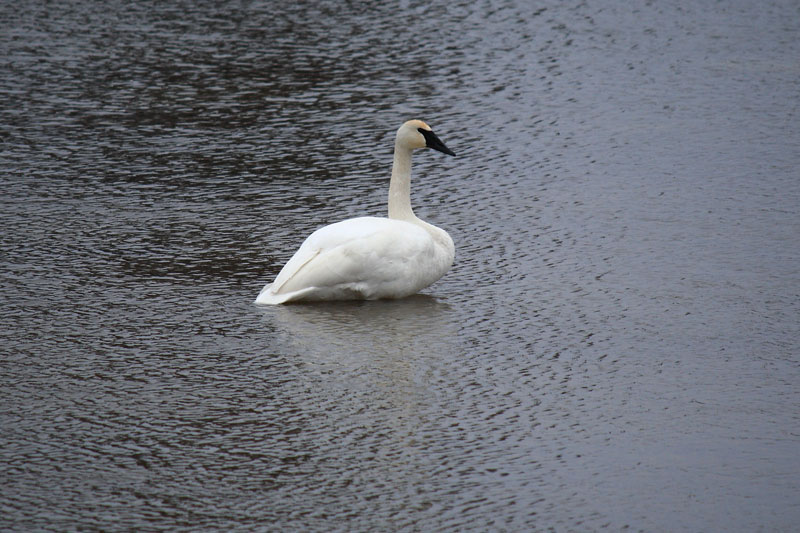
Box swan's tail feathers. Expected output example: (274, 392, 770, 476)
(254, 284, 317, 305)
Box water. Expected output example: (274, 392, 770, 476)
(2, 0, 799, 530)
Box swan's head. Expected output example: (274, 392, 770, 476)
(396, 119, 456, 156)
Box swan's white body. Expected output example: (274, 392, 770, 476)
(255, 120, 455, 305)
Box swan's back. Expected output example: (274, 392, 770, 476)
(256, 216, 453, 304)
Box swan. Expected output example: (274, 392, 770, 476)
(255, 119, 456, 305)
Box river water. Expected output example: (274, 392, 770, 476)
(2, 0, 799, 531)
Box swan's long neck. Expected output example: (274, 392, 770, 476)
(388, 142, 417, 221)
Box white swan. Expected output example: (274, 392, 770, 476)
(255, 119, 456, 305)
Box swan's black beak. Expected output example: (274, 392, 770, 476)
(419, 128, 456, 157)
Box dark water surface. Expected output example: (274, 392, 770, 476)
(2, 0, 799, 530)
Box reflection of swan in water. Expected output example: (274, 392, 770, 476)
(264, 295, 457, 369)
(255, 120, 456, 305)
(260, 295, 462, 496)
(263, 294, 460, 461)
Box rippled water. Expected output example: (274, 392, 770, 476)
(2, 0, 799, 530)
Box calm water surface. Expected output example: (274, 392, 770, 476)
(2, 0, 799, 530)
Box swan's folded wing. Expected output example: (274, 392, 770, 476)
(269, 247, 321, 294)
(269, 216, 432, 296)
